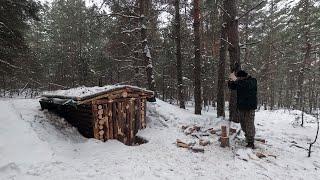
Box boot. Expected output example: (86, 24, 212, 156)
(246, 142, 255, 149)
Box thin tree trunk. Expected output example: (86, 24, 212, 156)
(193, 0, 202, 114)
(140, 0, 157, 101)
(175, 0, 185, 109)
(217, 4, 227, 118)
(298, 0, 311, 111)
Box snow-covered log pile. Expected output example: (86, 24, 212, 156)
(39, 85, 154, 145)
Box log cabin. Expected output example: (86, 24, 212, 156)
(39, 85, 154, 145)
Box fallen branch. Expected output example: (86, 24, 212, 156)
(290, 144, 308, 151)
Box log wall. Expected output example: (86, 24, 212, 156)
(40, 96, 148, 145)
(92, 97, 147, 145)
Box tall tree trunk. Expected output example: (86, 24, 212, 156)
(211, 1, 220, 108)
(193, 0, 202, 114)
(175, 0, 185, 109)
(226, 0, 241, 122)
(140, 0, 156, 101)
(298, 0, 311, 111)
(217, 1, 227, 118)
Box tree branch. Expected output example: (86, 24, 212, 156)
(237, 1, 266, 20)
(221, 38, 233, 47)
(217, 4, 231, 19)
(0, 59, 22, 70)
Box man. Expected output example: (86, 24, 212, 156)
(228, 70, 257, 149)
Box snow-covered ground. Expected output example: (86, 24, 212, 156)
(0, 98, 319, 180)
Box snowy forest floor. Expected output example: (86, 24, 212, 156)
(0, 98, 319, 180)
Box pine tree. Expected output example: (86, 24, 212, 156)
(193, 0, 202, 114)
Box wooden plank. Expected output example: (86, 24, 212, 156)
(105, 103, 110, 140)
(129, 99, 135, 145)
(141, 98, 146, 128)
(136, 98, 141, 130)
(119, 101, 126, 143)
(91, 102, 99, 140)
(125, 100, 130, 145)
(108, 102, 114, 139)
(113, 102, 119, 139)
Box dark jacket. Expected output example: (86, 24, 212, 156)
(228, 76, 257, 110)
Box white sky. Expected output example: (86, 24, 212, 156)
(37, 0, 105, 7)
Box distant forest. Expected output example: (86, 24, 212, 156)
(0, 0, 319, 116)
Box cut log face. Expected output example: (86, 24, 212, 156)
(98, 109, 103, 115)
(99, 120, 104, 125)
(99, 130, 104, 136)
(176, 139, 190, 149)
(122, 91, 128, 98)
(220, 125, 230, 147)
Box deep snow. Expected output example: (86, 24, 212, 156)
(0, 98, 319, 180)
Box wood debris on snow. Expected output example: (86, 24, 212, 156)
(176, 139, 204, 153)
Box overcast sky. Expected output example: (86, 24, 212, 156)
(37, 0, 105, 7)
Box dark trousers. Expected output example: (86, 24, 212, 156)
(239, 110, 255, 143)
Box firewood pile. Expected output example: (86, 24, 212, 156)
(177, 124, 266, 153)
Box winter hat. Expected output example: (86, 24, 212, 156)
(236, 70, 248, 77)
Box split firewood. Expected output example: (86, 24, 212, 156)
(199, 139, 210, 146)
(268, 154, 277, 159)
(184, 125, 202, 135)
(184, 127, 196, 135)
(256, 152, 267, 159)
(190, 146, 204, 153)
(207, 128, 221, 135)
(176, 139, 190, 149)
(181, 125, 189, 130)
(194, 125, 201, 131)
(188, 140, 197, 146)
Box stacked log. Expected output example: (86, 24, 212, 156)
(141, 98, 146, 128)
(41, 87, 153, 145)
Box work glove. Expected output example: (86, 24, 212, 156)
(229, 72, 237, 81)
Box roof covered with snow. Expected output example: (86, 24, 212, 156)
(42, 85, 154, 101)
